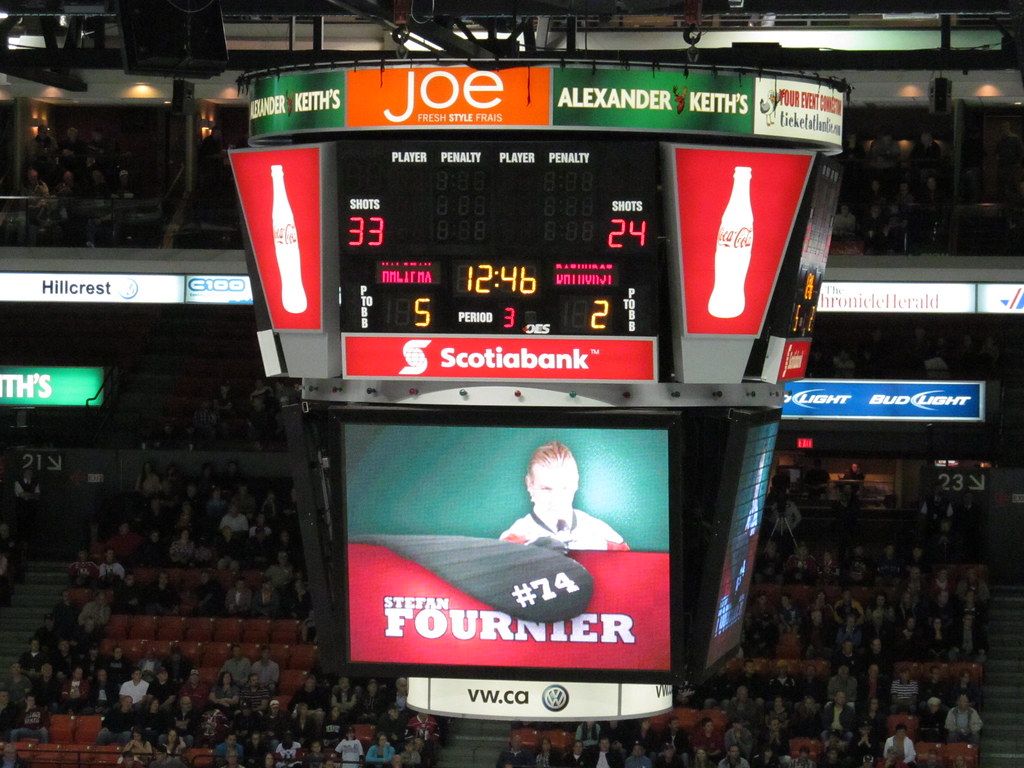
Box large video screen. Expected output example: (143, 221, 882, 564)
(342, 418, 672, 677)
(704, 417, 778, 668)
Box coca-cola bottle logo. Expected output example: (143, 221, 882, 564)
(274, 223, 297, 245)
(717, 226, 753, 248)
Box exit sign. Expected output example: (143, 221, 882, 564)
(796, 437, 814, 449)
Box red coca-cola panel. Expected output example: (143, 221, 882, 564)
(669, 147, 812, 337)
(342, 334, 657, 382)
(231, 147, 324, 331)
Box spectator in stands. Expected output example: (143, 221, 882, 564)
(361, 734, 393, 768)
(335, 727, 364, 766)
(69, 549, 100, 586)
(194, 570, 225, 617)
(162, 644, 192, 687)
(18, 639, 47, 682)
(723, 720, 754, 761)
(889, 668, 918, 714)
(944, 693, 982, 744)
(7, 692, 47, 743)
(210, 671, 240, 712)
(60, 665, 91, 713)
(97, 550, 126, 586)
(3, 663, 32, 704)
(820, 690, 855, 745)
(168, 696, 198, 747)
(0, 743, 27, 768)
(152, 727, 189, 767)
(88, 667, 116, 714)
(827, 666, 857, 705)
(378, 702, 405, 747)
(214, 731, 246, 763)
(221, 644, 252, 686)
(112, 572, 143, 615)
(625, 742, 651, 768)
(97, 694, 136, 745)
(882, 723, 915, 764)
(121, 725, 155, 765)
(32, 663, 60, 713)
(225, 577, 253, 616)
(717, 744, 750, 768)
(252, 580, 282, 619)
(565, 741, 587, 768)
(275, 729, 305, 767)
(119, 667, 150, 707)
(0, 690, 16, 741)
(950, 612, 986, 662)
(691, 718, 724, 763)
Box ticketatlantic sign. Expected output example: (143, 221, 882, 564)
(246, 64, 843, 149)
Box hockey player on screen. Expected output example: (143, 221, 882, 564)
(500, 441, 629, 551)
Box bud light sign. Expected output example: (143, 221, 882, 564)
(782, 380, 985, 422)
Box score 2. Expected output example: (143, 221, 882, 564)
(348, 216, 385, 247)
(607, 218, 647, 249)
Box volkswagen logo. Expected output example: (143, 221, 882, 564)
(541, 685, 569, 712)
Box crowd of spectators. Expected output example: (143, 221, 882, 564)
(11, 125, 143, 247)
(805, 325, 1001, 382)
(494, 474, 987, 768)
(831, 130, 952, 256)
(0, 459, 448, 767)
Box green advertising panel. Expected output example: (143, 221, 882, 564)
(344, 423, 669, 553)
(249, 71, 346, 137)
(0, 367, 105, 407)
(552, 68, 754, 133)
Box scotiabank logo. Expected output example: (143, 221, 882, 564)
(346, 67, 551, 128)
(343, 335, 656, 381)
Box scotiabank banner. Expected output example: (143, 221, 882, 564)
(346, 67, 551, 128)
(665, 146, 812, 336)
(230, 146, 326, 331)
(344, 423, 671, 674)
(342, 334, 657, 382)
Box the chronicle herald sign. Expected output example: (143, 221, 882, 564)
(407, 678, 672, 721)
(341, 335, 658, 382)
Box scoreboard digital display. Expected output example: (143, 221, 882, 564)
(338, 141, 660, 338)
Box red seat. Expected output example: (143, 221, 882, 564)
(239, 642, 262, 661)
(915, 742, 944, 764)
(186, 748, 215, 768)
(241, 619, 272, 643)
(69, 588, 93, 609)
(270, 620, 301, 644)
(648, 712, 671, 735)
(278, 669, 308, 695)
(184, 618, 214, 642)
(948, 662, 983, 685)
(156, 616, 185, 640)
(775, 633, 803, 659)
(789, 738, 823, 761)
(98, 638, 117, 656)
(75, 715, 103, 744)
(513, 728, 539, 750)
(886, 714, 919, 740)
(353, 724, 377, 750)
(201, 643, 231, 668)
(129, 615, 157, 640)
(212, 618, 242, 642)
(288, 644, 318, 671)
(197, 667, 219, 687)
(543, 730, 573, 753)
(48, 714, 74, 742)
(177, 640, 204, 662)
(673, 708, 701, 734)
(941, 743, 978, 768)
(268, 643, 291, 665)
(146, 640, 171, 658)
(105, 615, 130, 640)
(133, 568, 158, 585)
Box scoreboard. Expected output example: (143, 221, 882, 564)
(338, 140, 659, 339)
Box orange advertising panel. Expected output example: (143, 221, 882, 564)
(346, 66, 550, 128)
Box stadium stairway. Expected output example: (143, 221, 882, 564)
(980, 584, 1024, 767)
(0, 561, 67, 672)
(435, 717, 510, 768)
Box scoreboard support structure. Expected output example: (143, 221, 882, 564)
(233, 60, 845, 713)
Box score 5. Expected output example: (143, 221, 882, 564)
(348, 216, 385, 247)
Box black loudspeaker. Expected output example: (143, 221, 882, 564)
(930, 77, 952, 114)
(171, 79, 194, 115)
(117, 0, 228, 78)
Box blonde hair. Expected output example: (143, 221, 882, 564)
(527, 441, 578, 478)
